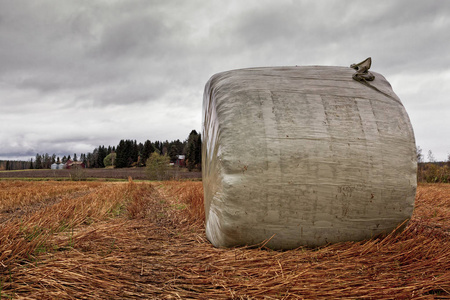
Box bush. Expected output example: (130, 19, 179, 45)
(145, 153, 171, 181)
(69, 166, 87, 181)
(418, 163, 450, 183)
(103, 153, 117, 168)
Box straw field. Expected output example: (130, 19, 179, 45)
(0, 180, 448, 299)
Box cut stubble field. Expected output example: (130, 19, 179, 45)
(0, 180, 449, 299)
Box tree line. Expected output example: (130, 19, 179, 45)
(416, 146, 450, 183)
(0, 130, 201, 171)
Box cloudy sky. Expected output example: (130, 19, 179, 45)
(0, 0, 449, 161)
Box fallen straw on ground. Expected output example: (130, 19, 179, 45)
(0, 181, 448, 299)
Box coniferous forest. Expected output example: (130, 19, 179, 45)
(0, 130, 201, 171)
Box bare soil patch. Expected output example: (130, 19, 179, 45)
(0, 167, 201, 180)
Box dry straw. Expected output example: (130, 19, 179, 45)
(0, 181, 448, 299)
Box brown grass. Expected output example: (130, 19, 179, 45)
(0, 181, 99, 212)
(159, 180, 205, 226)
(0, 181, 448, 299)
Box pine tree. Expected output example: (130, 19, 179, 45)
(169, 144, 179, 162)
(115, 140, 127, 168)
(154, 141, 162, 154)
(142, 140, 155, 165)
(133, 140, 138, 161)
(37, 154, 42, 169)
(86, 153, 93, 168)
(126, 140, 135, 167)
(195, 134, 202, 168)
(35, 154, 42, 169)
(187, 142, 196, 171)
(43, 153, 51, 169)
(168, 139, 185, 162)
(186, 130, 201, 171)
(92, 148, 99, 168)
(97, 146, 107, 168)
(81, 153, 87, 166)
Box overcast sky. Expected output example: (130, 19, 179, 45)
(1, 0, 449, 162)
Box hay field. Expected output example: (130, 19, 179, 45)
(0, 181, 448, 299)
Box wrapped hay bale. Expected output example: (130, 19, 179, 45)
(202, 63, 417, 249)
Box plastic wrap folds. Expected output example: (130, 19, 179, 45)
(202, 66, 417, 249)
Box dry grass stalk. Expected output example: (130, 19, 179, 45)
(0, 181, 99, 213)
(0, 181, 138, 267)
(0, 181, 448, 299)
(160, 180, 204, 226)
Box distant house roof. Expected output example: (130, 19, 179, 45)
(65, 160, 85, 169)
(175, 155, 186, 167)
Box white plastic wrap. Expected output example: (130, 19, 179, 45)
(202, 66, 417, 249)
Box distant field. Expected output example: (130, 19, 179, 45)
(0, 181, 448, 298)
(0, 167, 201, 181)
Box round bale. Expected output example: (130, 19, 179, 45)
(202, 66, 417, 249)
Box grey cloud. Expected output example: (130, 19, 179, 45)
(89, 14, 169, 59)
(1, 0, 449, 161)
(223, 1, 450, 74)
